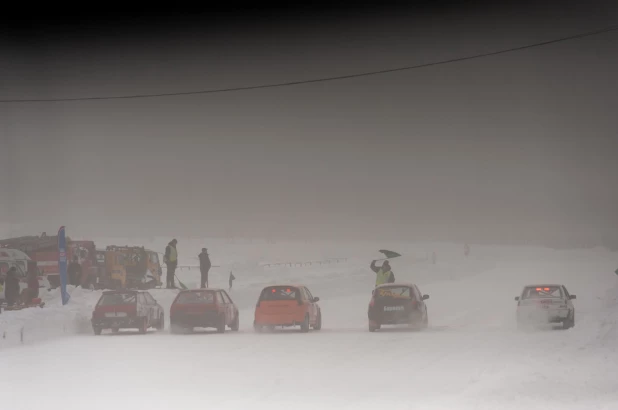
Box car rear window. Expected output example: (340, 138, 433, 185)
(175, 291, 215, 304)
(260, 286, 300, 301)
(375, 286, 413, 300)
(522, 286, 563, 299)
(98, 293, 136, 306)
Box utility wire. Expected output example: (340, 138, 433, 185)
(2, 24, 617, 103)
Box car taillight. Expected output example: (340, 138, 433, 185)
(411, 300, 418, 309)
(369, 298, 375, 307)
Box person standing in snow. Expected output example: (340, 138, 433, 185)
(22, 268, 39, 304)
(68, 256, 82, 287)
(5, 267, 20, 307)
(164, 239, 178, 289)
(198, 248, 211, 288)
(370, 260, 395, 287)
(228, 271, 235, 291)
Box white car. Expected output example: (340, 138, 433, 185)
(515, 284, 576, 329)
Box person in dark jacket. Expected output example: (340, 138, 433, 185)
(164, 239, 178, 289)
(198, 248, 211, 288)
(23, 268, 39, 304)
(5, 267, 21, 307)
(370, 260, 395, 287)
(228, 271, 235, 291)
(68, 256, 82, 286)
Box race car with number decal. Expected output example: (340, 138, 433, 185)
(368, 283, 429, 332)
(515, 284, 576, 329)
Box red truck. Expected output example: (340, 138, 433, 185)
(0, 234, 99, 289)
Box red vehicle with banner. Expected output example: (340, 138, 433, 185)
(0, 233, 98, 289)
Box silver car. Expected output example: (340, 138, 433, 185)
(515, 284, 576, 329)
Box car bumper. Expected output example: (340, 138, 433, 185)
(255, 314, 304, 327)
(518, 307, 569, 323)
(171, 312, 221, 328)
(369, 309, 423, 325)
(92, 317, 141, 329)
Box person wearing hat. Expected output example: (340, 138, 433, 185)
(164, 239, 178, 289)
(370, 260, 395, 287)
(198, 248, 211, 288)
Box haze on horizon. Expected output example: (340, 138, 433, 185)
(2, 3, 618, 249)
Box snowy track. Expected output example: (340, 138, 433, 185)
(1, 242, 618, 409)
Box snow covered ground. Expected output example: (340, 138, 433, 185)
(1, 239, 618, 409)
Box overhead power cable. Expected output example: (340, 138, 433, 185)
(1, 24, 617, 103)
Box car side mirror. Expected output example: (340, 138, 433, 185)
(570, 295, 576, 300)
(313, 297, 320, 302)
(514, 297, 520, 301)
(422, 295, 429, 300)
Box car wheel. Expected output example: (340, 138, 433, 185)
(300, 314, 310, 333)
(156, 314, 165, 331)
(563, 311, 575, 329)
(312, 310, 322, 331)
(93, 327, 102, 336)
(111, 327, 120, 334)
(423, 311, 429, 329)
(230, 313, 239, 331)
(254, 322, 263, 333)
(171, 323, 183, 334)
(216, 315, 226, 334)
(369, 322, 380, 332)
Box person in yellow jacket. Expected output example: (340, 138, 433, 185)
(370, 260, 395, 286)
(163, 239, 178, 289)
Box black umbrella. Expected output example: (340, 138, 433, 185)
(375, 249, 402, 261)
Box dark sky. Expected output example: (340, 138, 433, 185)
(2, 2, 618, 247)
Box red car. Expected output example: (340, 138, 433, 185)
(170, 289, 239, 334)
(254, 284, 322, 333)
(91, 290, 164, 335)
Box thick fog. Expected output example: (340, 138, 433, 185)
(2, 3, 618, 248)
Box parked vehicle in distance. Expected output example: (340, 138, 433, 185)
(367, 283, 429, 332)
(254, 284, 321, 333)
(91, 290, 164, 335)
(104, 245, 162, 290)
(515, 284, 575, 329)
(170, 289, 239, 334)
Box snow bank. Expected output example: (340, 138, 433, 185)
(0, 286, 100, 350)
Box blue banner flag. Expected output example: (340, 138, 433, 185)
(58, 226, 70, 305)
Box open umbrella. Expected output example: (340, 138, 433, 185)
(375, 249, 402, 261)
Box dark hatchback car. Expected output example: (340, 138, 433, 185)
(170, 289, 239, 334)
(368, 283, 429, 332)
(91, 290, 164, 335)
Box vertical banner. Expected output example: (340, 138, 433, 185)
(58, 226, 70, 305)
